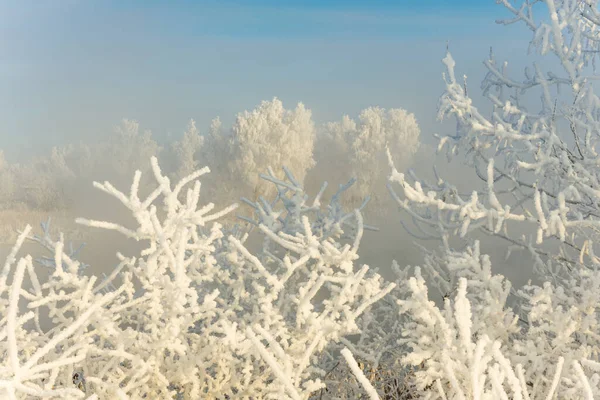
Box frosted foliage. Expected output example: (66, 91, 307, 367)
(187, 117, 238, 204)
(0, 157, 393, 399)
(202, 117, 229, 177)
(382, 240, 600, 400)
(229, 98, 316, 199)
(0, 120, 164, 214)
(0, 100, 421, 220)
(10, 150, 77, 211)
(318, 107, 419, 206)
(168, 119, 204, 181)
(378, 0, 600, 398)
(11, 0, 600, 398)
(387, 0, 600, 273)
(52, 143, 95, 178)
(397, 264, 596, 400)
(102, 119, 162, 179)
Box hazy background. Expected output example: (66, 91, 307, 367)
(0, 1, 537, 294)
(1, 0, 529, 157)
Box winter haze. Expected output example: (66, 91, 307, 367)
(5, 0, 600, 398)
(1, 2, 530, 297)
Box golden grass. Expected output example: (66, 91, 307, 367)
(0, 207, 87, 245)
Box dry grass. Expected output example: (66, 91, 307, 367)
(0, 207, 87, 245)
(310, 358, 419, 400)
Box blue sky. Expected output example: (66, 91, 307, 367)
(0, 0, 523, 160)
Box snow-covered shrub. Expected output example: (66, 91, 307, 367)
(374, 0, 600, 398)
(387, 240, 600, 399)
(312, 258, 415, 400)
(388, 0, 600, 270)
(0, 156, 393, 399)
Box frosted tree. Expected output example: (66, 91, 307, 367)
(56, 143, 95, 178)
(315, 107, 420, 209)
(380, 0, 600, 398)
(387, 0, 600, 276)
(185, 117, 237, 207)
(201, 117, 229, 178)
(11, 153, 73, 211)
(228, 98, 316, 200)
(99, 119, 162, 181)
(166, 119, 205, 181)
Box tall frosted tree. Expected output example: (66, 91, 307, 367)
(228, 98, 316, 199)
(168, 119, 205, 181)
(315, 107, 420, 209)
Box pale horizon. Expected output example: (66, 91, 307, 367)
(1, 1, 526, 161)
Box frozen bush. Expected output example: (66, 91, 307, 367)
(375, 0, 600, 398)
(0, 156, 393, 399)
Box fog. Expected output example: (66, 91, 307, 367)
(0, 1, 538, 298)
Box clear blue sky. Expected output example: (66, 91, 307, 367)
(0, 0, 523, 159)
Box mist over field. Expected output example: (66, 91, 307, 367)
(0, 0, 534, 290)
(5, 1, 594, 399)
